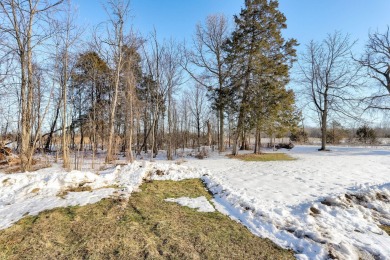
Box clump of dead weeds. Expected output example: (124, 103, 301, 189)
(175, 158, 187, 165)
(310, 207, 320, 216)
(155, 169, 165, 176)
(380, 225, 390, 235)
(57, 183, 92, 198)
(0, 157, 51, 174)
(376, 193, 389, 202)
(195, 148, 209, 159)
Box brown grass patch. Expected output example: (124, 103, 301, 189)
(376, 193, 389, 202)
(0, 179, 294, 259)
(227, 153, 295, 162)
(2, 178, 10, 184)
(96, 185, 120, 190)
(57, 185, 93, 198)
(381, 225, 390, 235)
(31, 188, 40, 193)
(0, 158, 51, 174)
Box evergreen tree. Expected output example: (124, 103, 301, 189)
(225, 0, 298, 155)
(71, 51, 111, 150)
(356, 125, 377, 144)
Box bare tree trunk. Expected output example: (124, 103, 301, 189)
(320, 107, 328, 151)
(128, 96, 134, 162)
(62, 51, 70, 169)
(106, 65, 121, 162)
(125, 69, 135, 163)
(254, 126, 262, 154)
(0, 0, 64, 171)
(151, 116, 157, 159)
(153, 116, 159, 157)
(167, 87, 173, 160)
(23, 15, 35, 171)
(254, 127, 259, 154)
(232, 106, 245, 156)
(219, 108, 224, 151)
(207, 120, 212, 147)
(136, 111, 141, 156)
(105, 0, 129, 163)
(45, 100, 61, 151)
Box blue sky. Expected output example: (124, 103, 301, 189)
(74, 0, 390, 51)
(278, 0, 390, 50)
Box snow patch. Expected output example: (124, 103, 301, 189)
(0, 161, 204, 230)
(164, 196, 215, 212)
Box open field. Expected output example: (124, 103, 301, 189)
(187, 145, 390, 259)
(1, 145, 390, 259)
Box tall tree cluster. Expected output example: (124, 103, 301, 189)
(0, 0, 64, 171)
(0, 0, 308, 171)
(183, 14, 230, 152)
(224, 0, 298, 155)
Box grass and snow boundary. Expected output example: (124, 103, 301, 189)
(0, 161, 206, 230)
(1, 145, 390, 259)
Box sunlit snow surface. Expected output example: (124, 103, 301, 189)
(186, 146, 390, 260)
(0, 145, 390, 259)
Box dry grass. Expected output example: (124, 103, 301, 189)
(227, 153, 295, 162)
(31, 188, 40, 193)
(0, 179, 294, 260)
(57, 184, 93, 198)
(381, 225, 390, 235)
(0, 158, 51, 174)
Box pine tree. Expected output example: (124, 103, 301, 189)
(225, 0, 298, 155)
(71, 51, 111, 152)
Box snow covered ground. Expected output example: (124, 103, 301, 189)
(186, 146, 390, 260)
(1, 145, 390, 259)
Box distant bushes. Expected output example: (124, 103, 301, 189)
(356, 125, 377, 144)
(290, 130, 308, 143)
(289, 124, 384, 145)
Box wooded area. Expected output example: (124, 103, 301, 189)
(0, 0, 389, 171)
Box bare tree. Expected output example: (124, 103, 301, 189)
(141, 31, 182, 160)
(0, 34, 16, 141)
(357, 26, 390, 110)
(103, 0, 131, 163)
(55, 0, 82, 169)
(0, 0, 63, 171)
(183, 14, 229, 152)
(121, 41, 142, 163)
(187, 84, 207, 151)
(178, 95, 190, 151)
(299, 32, 360, 151)
(142, 30, 164, 159)
(162, 40, 183, 160)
